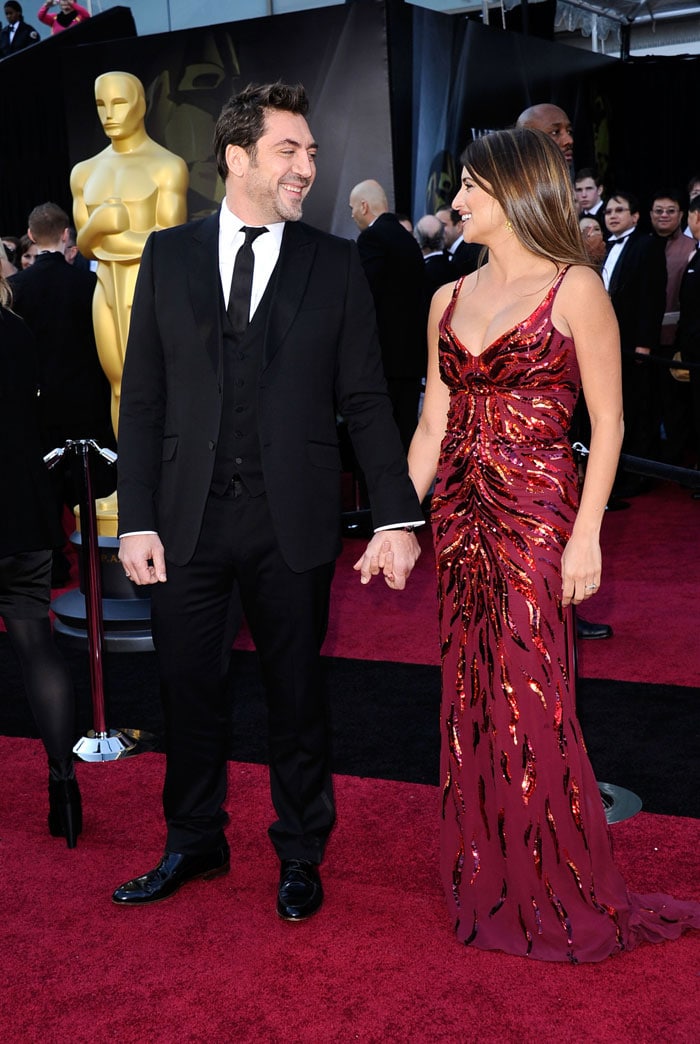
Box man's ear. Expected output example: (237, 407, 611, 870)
(27, 228, 36, 244)
(225, 144, 248, 179)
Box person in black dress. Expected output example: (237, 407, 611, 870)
(0, 275, 81, 846)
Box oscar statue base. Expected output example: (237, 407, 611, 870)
(52, 533, 153, 652)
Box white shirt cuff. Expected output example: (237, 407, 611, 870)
(374, 521, 425, 533)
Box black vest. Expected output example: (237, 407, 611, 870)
(210, 278, 275, 496)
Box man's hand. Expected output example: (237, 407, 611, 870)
(118, 533, 167, 586)
(353, 529, 421, 590)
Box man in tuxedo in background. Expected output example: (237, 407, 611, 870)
(348, 178, 426, 450)
(575, 168, 605, 220)
(114, 83, 423, 918)
(603, 191, 667, 487)
(9, 202, 113, 584)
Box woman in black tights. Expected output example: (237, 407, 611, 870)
(0, 275, 81, 846)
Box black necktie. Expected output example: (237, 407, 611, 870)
(227, 226, 268, 336)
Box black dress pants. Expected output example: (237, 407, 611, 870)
(151, 486, 336, 862)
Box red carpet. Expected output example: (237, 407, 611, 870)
(2, 736, 698, 1043)
(231, 482, 700, 688)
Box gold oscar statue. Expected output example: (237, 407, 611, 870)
(70, 71, 188, 534)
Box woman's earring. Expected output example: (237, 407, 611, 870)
(505, 219, 514, 233)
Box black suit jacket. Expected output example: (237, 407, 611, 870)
(676, 247, 700, 361)
(356, 212, 426, 379)
(0, 19, 40, 57)
(118, 214, 421, 572)
(422, 253, 454, 318)
(0, 308, 64, 558)
(607, 230, 666, 353)
(9, 251, 112, 446)
(450, 240, 482, 277)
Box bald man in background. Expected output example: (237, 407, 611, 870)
(349, 179, 426, 450)
(516, 103, 574, 168)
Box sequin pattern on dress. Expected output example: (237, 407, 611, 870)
(432, 270, 700, 961)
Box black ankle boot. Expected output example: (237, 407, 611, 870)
(48, 757, 83, 849)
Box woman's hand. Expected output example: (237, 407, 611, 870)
(561, 533, 601, 606)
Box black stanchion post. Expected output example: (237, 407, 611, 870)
(77, 439, 107, 735)
(46, 439, 151, 761)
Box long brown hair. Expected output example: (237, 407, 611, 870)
(0, 272, 11, 309)
(461, 128, 592, 269)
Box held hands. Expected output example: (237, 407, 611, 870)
(561, 534, 601, 607)
(119, 533, 167, 586)
(353, 530, 421, 590)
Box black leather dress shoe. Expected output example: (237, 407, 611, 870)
(112, 845, 230, 906)
(276, 859, 323, 921)
(576, 616, 613, 640)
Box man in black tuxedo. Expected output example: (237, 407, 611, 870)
(602, 191, 666, 475)
(9, 203, 111, 452)
(348, 178, 426, 450)
(9, 202, 113, 584)
(0, 2, 39, 56)
(113, 84, 423, 917)
(574, 168, 605, 220)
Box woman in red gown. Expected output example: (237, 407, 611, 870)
(408, 128, 699, 961)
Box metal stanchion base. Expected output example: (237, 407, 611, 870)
(73, 728, 155, 762)
(598, 782, 643, 824)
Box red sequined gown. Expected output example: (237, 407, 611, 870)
(432, 270, 700, 962)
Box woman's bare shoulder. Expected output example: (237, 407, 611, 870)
(552, 265, 612, 338)
(559, 263, 605, 296)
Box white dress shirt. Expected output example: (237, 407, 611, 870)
(218, 201, 284, 320)
(602, 232, 634, 291)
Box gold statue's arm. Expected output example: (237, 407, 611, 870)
(70, 158, 189, 261)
